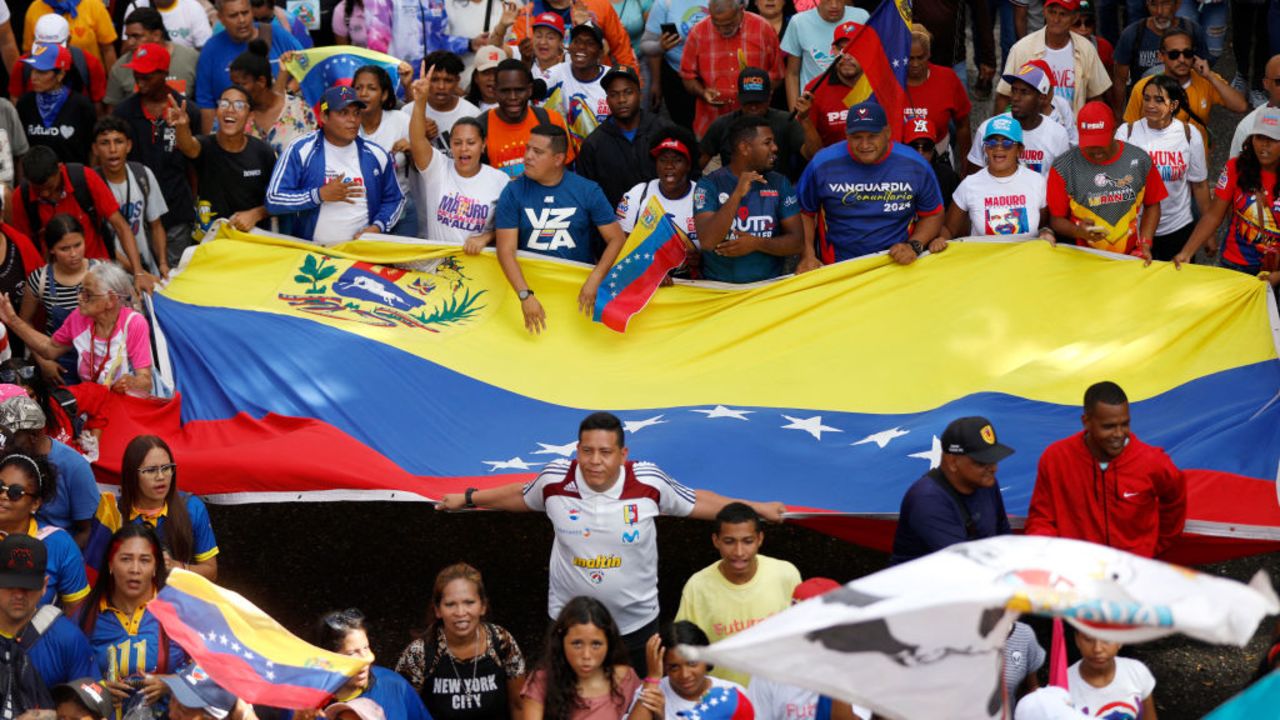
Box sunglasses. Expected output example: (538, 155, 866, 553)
(0, 366, 36, 384)
(984, 138, 1019, 149)
(909, 141, 935, 152)
(0, 482, 35, 501)
(1163, 49, 1195, 60)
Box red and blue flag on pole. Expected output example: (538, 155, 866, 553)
(842, 0, 912, 140)
(593, 196, 691, 332)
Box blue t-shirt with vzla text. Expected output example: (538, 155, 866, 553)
(693, 167, 799, 283)
(495, 171, 617, 264)
(797, 142, 943, 262)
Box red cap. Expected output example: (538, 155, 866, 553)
(792, 577, 841, 603)
(832, 21, 862, 46)
(124, 43, 171, 74)
(1076, 101, 1115, 148)
(650, 137, 691, 161)
(1045, 0, 1080, 10)
(532, 12, 566, 36)
(904, 116, 936, 144)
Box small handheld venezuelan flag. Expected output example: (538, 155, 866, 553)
(593, 195, 691, 333)
(150, 569, 370, 709)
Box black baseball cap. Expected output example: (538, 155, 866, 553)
(52, 679, 115, 719)
(737, 67, 771, 104)
(940, 417, 1015, 464)
(568, 22, 605, 46)
(602, 65, 640, 90)
(0, 534, 46, 590)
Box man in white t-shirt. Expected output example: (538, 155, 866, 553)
(995, 0, 1111, 114)
(120, 0, 212, 49)
(542, 23, 611, 151)
(265, 85, 406, 244)
(438, 411, 786, 671)
(968, 64, 1071, 176)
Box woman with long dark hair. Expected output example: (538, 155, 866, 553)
(521, 597, 663, 720)
(354, 64, 415, 237)
(233, 40, 317, 159)
(395, 562, 526, 720)
(85, 435, 219, 580)
(1116, 74, 1208, 261)
(78, 524, 185, 716)
(1174, 109, 1280, 293)
(315, 608, 431, 719)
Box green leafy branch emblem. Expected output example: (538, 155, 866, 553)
(294, 254, 337, 294)
(413, 288, 487, 326)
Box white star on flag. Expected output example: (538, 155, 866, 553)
(852, 427, 910, 448)
(690, 405, 754, 420)
(909, 435, 943, 468)
(781, 415, 841, 441)
(482, 457, 543, 471)
(533, 441, 577, 456)
(623, 415, 668, 433)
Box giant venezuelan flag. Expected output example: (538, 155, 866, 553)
(108, 226, 1280, 563)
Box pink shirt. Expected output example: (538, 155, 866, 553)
(521, 667, 642, 720)
(52, 307, 152, 386)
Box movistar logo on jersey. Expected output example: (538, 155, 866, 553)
(573, 554, 623, 569)
(525, 207, 577, 251)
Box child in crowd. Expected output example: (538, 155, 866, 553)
(1068, 631, 1157, 718)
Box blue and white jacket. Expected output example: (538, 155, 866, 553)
(266, 131, 405, 241)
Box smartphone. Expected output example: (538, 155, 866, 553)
(661, 22, 678, 36)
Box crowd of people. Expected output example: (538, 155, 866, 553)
(0, 0, 1274, 716)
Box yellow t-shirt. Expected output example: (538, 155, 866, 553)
(24, 0, 118, 63)
(674, 554, 801, 687)
(1122, 72, 1223, 153)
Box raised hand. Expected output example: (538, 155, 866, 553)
(165, 95, 189, 128)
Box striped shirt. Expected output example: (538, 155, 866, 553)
(524, 458, 696, 633)
(27, 262, 99, 333)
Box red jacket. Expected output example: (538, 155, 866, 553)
(1025, 431, 1186, 557)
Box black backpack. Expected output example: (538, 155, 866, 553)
(21, 163, 117, 259)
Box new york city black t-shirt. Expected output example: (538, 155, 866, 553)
(423, 652, 509, 720)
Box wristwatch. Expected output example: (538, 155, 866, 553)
(908, 240, 925, 255)
(464, 487, 478, 508)
(518, 289, 535, 301)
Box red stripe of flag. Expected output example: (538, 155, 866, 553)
(600, 238, 688, 332)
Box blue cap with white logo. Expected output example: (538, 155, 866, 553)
(845, 101, 887, 134)
(983, 113, 1023, 144)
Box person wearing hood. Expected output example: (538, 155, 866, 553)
(1025, 381, 1187, 558)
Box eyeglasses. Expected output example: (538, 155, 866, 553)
(217, 99, 249, 111)
(78, 288, 111, 300)
(0, 483, 35, 501)
(1163, 49, 1195, 60)
(984, 138, 1019, 149)
(138, 463, 177, 477)
(0, 366, 36, 384)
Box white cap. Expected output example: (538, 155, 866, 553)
(33, 14, 70, 48)
(1014, 688, 1088, 720)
